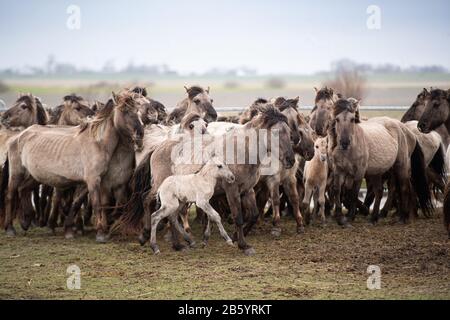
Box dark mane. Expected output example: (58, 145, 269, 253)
(63, 94, 84, 103)
(430, 88, 448, 100)
(253, 104, 288, 128)
(315, 87, 335, 103)
(185, 86, 205, 100)
(16, 95, 33, 105)
(254, 98, 268, 105)
(277, 98, 299, 112)
(332, 99, 354, 117)
(35, 97, 48, 125)
(49, 105, 64, 124)
(131, 87, 148, 97)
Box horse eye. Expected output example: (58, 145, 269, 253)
(217, 165, 223, 169)
(315, 146, 319, 149)
(189, 124, 194, 129)
(210, 99, 214, 103)
(336, 118, 340, 123)
(194, 99, 200, 104)
(205, 123, 208, 127)
(21, 104, 28, 110)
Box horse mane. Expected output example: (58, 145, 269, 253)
(250, 104, 288, 128)
(185, 86, 205, 100)
(430, 88, 448, 101)
(131, 87, 148, 97)
(315, 87, 335, 103)
(34, 97, 48, 125)
(277, 98, 300, 112)
(63, 94, 84, 103)
(79, 99, 115, 138)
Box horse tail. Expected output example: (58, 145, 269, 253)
(444, 181, 450, 239)
(110, 152, 153, 235)
(410, 143, 433, 217)
(429, 143, 447, 191)
(0, 157, 9, 228)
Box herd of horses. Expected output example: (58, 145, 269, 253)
(0, 85, 449, 255)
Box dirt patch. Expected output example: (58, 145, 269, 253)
(0, 211, 449, 299)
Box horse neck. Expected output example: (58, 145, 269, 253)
(92, 117, 120, 157)
(197, 165, 217, 187)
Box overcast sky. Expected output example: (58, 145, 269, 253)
(0, 0, 449, 74)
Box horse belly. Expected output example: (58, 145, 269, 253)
(361, 124, 397, 176)
(21, 140, 84, 187)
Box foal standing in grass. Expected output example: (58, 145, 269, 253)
(144, 157, 235, 254)
(302, 137, 329, 225)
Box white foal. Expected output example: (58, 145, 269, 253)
(303, 137, 329, 225)
(149, 157, 235, 254)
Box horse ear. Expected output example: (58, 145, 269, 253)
(184, 86, 189, 93)
(206, 86, 210, 94)
(294, 96, 300, 103)
(111, 92, 118, 104)
(314, 87, 318, 93)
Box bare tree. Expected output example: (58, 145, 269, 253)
(324, 65, 367, 100)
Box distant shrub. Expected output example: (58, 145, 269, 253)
(224, 81, 240, 89)
(266, 77, 285, 89)
(324, 67, 367, 100)
(0, 81, 9, 94)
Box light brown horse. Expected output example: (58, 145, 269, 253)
(0, 94, 48, 229)
(130, 87, 167, 125)
(116, 104, 295, 255)
(329, 98, 431, 224)
(48, 94, 95, 126)
(309, 87, 339, 137)
(0, 91, 144, 241)
(166, 86, 217, 125)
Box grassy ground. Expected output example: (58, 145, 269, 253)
(1, 211, 449, 300)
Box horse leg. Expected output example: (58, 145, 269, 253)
(32, 186, 40, 226)
(197, 201, 233, 245)
(241, 189, 259, 236)
(202, 215, 211, 246)
(4, 175, 23, 236)
(301, 182, 314, 226)
(268, 181, 282, 237)
(17, 178, 38, 231)
(380, 174, 395, 218)
(150, 204, 177, 254)
(368, 176, 383, 224)
(86, 177, 106, 242)
(180, 204, 192, 233)
(333, 174, 347, 226)
(224, 185, 254, 255)
(64, 186, 88, 239)
(47, 189, 62, 233)
(170, 209, 196, 248)
(283, 177, 305, 233)
(317, 184, 327, 226)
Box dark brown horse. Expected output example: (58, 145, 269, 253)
(131, 87, 167, 124)
(418, 89, 450, 135)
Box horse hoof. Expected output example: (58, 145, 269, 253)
(5, 227, 16, 237)
(189, 241, 197, 248)
(65, 232, 75, 240)
(138, 235, 147, 246)
(226, 240, 234, 246)
(244, 247, 256, 256)
(271, 228, 281, 237)
(202, 241, 208, 248)
(336, 216, 348, 226)
(297, 226, 305, 234)
(96, 234, 108, 243)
